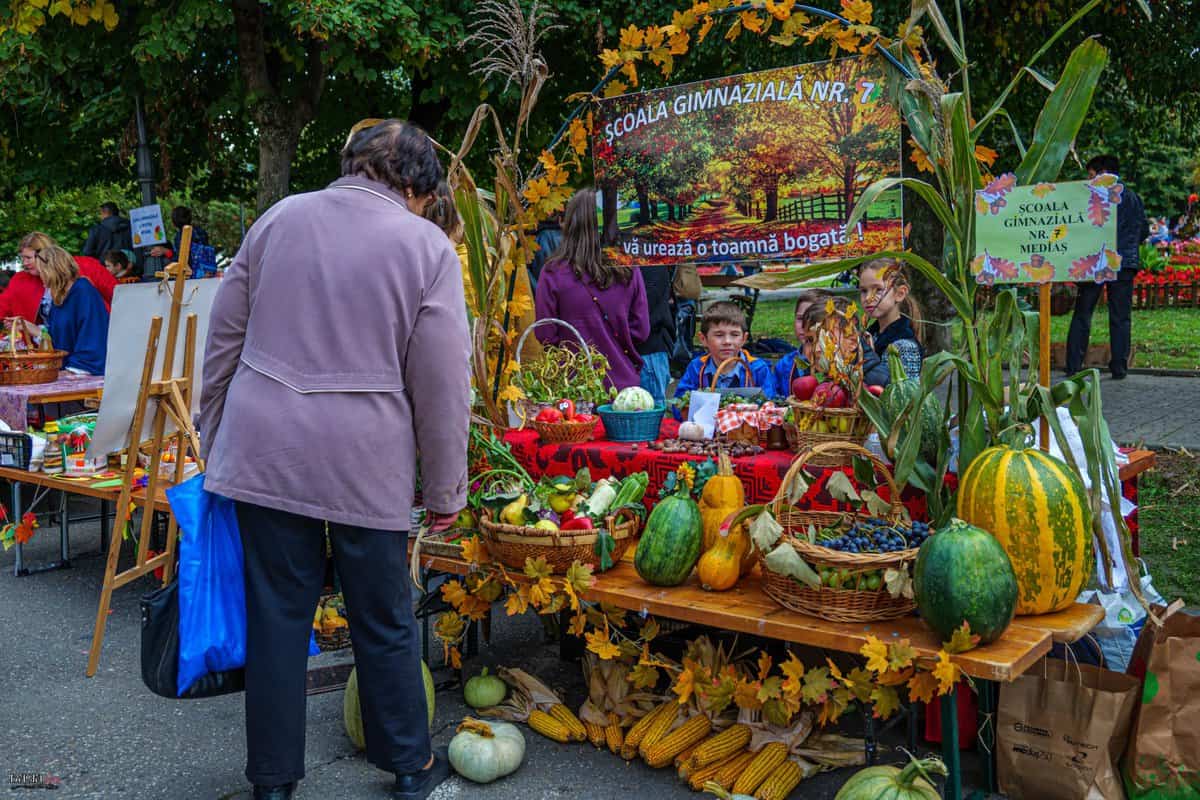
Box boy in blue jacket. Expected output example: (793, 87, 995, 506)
(675, 301, 775, 397)
(773, 288, 834, 395)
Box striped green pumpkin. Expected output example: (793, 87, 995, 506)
(956, 446, 1092, 615)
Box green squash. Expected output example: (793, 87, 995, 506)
(634, 489, 703, 586)
(834, 754, 947, 800)
(464, 667, 507, 709)
(344, 661, 435, 751)
(448, 718, 526, 784)
(880, 346, 942, 462)
(913, 519, 1018, 644)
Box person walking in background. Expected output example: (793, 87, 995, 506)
(2, 232, 116, 321)
(637, 265, 676, 405)
(81, 202, 132, 260)
(528, 211, 562, 291)
(200, 119, 466, 800)
(1066, 155, 1149, 379)
(534, 188, 649, 392)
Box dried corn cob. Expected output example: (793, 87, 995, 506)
(605, 716, 624, 755)
(621, 701, 675, 760)
(688, 751, 744, 791)
(549, 704, 587, 741)
(692, 724, 752, 767)
(528, 709, 571, 743)
(733, 742, 789, 795)
(584, 721, 606, 747)
(643, 714, 712, 768)
(634, 703, 681, 762)
(713, 749, 757, 790)
(754, 759, 803, 800)
(677, 740, 703, 781)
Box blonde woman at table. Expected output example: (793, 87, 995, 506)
(34, 245, 109, 376)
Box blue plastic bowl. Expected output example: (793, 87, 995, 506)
(596, 404, 666, 442)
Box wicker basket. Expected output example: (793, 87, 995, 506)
(509, 318, 598, 430)
(314, 594, 351, 651)
(530, 417, 596, 444)
(479, 507, 641, 572)
(761, 441, 919, 622)
(0, 320, 65, 386)
(785, 398, 872, 465)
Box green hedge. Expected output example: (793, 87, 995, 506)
(0, 183, 252, 263)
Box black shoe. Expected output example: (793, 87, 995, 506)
(1110, 370, 1127, 380)
(252, 783, 296, 800)
(393, 748, 451, 800)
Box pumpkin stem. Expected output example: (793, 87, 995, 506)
(717, 449, 733, 478)
(895, 749, 948, 785)
(456, 717, 496, 738)
(700, 781, 733, 800)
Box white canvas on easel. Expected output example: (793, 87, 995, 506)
(87, 279, 220, 460)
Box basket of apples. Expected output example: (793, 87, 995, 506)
(529, 399, 598, 444)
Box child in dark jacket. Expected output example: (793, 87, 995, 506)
(675, 301, 775, 397)
(859, 258, 923, 387)
(773, 288, 833, 396)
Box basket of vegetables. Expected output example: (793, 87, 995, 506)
(478, 469, 649, 573)
(529, 400, 598, 444)
(758, 441, 927, 622)
(510, 319, 614, 431)
(0, 318, 66, 386)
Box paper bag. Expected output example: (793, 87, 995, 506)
(688, 391, 720, 439)
(1123, 602, 1200, 800)
(999, 657, 1139, 799)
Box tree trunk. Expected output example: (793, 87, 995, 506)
(636, 185, 651, 225)
(900, 139, 953, 354)
(650, 199, 659, 220)
(843, 161, 857, 217)
(764, 178, 779, 223)
(666, 202, 675, 221)
(601, 183, 620, 245)
(256, 121, 301, 213)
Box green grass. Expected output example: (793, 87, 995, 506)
(1137, 451, 1200, 606)
(749, 298, 1200, 371)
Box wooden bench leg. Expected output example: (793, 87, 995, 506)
(941, 685, 962, 800)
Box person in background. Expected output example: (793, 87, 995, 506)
(1066, 154, 1149, 379)
(528, 211, 562, 291)
(637, 265, 675, 405)
(103, 250, 138, 280)
(674, 301, 775, 397)
(858, 258, 923, 386)
(535, 188, 649, 392)
(34, 245, 109, 375)
(200, 119, 465, 800)
(81, 202, 132, 260)
(151, 205, 210, 260)
(773, 287, 833, 394)
(2, 232, 116, 322)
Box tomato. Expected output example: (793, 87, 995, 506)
(535, 407, 564, 424)
(555, 399, 576, 421)
(561, 516, 595, 531)
(573, 413, 594, 424)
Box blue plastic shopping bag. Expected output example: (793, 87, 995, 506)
(167, 473, 246, 697)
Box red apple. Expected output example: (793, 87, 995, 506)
(812, 381, 848, 408)
(866, 384, 884, 397)
(791, 375, 818, 401)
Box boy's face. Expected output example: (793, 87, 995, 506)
(793, 301, 812, 342)
(699, 321, 747, 364)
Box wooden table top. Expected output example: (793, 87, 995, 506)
(413, 549, 1102, 683)
(0, 465, 171, 512)
(1119, 449, 1155, 483)
(26, 387, 104, 405)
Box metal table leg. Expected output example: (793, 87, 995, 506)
(979, 680, 998, 793)
(941, 686, 962, 800)
(11, 479, 23, 576)
(58, 491, 70, 567)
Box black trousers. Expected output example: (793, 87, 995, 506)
(235, 502, 430, 785)
(1066, 274, 1134, 374)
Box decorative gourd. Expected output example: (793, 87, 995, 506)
(913, 519, 1018, 644)
(464, 667, 507, 709)
(634, 487, 703, 586)
(880, 346, 942, 461)
(834, 754, 947, 800)
(957, 445, 1093, 615)
(613, 386, 656, 412)
(697, 511, 748, 591)
(699, 451, 744, 551)
(701, 781, 755, 800)
(447, 718, 526, 784)
(344, 661, 435, 750)
(678, 421, 706, 441)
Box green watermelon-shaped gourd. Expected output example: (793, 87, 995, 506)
(957, 445, 1092, 615)
(345, 661, 435, 750)
(634, 489, 703, 586)
(880, 346, 942, 462)
(913, 519, 1018, 644)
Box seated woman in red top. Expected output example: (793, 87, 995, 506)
(1, 232, 116, 322)
(534, 189, 649, 391)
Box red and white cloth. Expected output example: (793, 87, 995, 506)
(715, 402, 786, 434)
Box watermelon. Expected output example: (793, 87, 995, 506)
(913, 519, 1018, 644)
(957, 446, 1093, 615)
(634, 490, 703, 586)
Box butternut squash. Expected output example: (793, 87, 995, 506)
(699, 451, 744, 552)
(697, 511, 748, 591)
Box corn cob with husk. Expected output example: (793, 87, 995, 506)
(604, 714, 624, 754)
(688, 751, 745, 791)
(792, 733, 867, 769)
(711, 749, 757, 790)
(549, 703, 587, 741)
(626, 701, 679, 760)
(578, 653, 658, 754)
(676, 740, 704, 781)
(643, 713, 712, 768)
(480, 668, 580, 745)
(584, 721, 606, 747)
(733, 742, 789, 795)
(690, 724, 752, 768)
(753, 759, 805, 800)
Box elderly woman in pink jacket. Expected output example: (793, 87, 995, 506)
(200, 120, 469, 800)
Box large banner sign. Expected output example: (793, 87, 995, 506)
(972, 174, 1122, 284)
(592, 58, 903, 266)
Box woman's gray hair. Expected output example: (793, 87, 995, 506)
(340, 119, 443, 197)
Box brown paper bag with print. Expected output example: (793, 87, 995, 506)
(1122, 602, 1200, 800)
(998, 656, 1140, 800)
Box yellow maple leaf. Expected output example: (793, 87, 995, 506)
(875, 667, 914, 686)
(621, 61, 639, 87)
(673, 662, 697, 705)
(504, 585, 529, 616)
(628, 663, 660, 690)
(672, 8, 697, 30)
(697, 14, 715, 42)
(896, 20, 923, 50)
(568, 611, 587, 637)
(740, 10, 765, 32)
(668, 30, 690, 55)
(643, 24, 665, 49)
(780, 653, 805, 695)
(497, 383, 525, 403)
(974, 144, 999, 167)
(757, 651, 774, 681)
(448, 645, 462, 670)
(619, 24, 645, 49)
(832, 27, 862, 54)
(600, 48, 623, 70)
(909, 141, 935, 174)
(523, 556, 552, 581)
(765, 0, 795, 21)
(888, 639, 916, 671)
(586, 628, 621, 660)
(932, 650, 962, 694)
(639, 618, 660, 641)
(568, 117, 590, 156)
(870, 685, 901, 719)
(907, 669, 939, 704)
(565, 560, 595, 595)
(527, 576, 555, 608)
(943, 621, 981, 654)
(841, 0, 873, 25)
(861, 635, 890, 674)
(460, 536, 488, 565)
(724, 18, 743, 41)
(734, 677, 763, 711)
(506, 292, 533, 320)
(441, 579, 469, 611)
(522, 178, 550, 206)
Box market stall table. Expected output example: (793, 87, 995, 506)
(0, 373, 104, 431)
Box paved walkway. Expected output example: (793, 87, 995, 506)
(1081, 372, 1199, 450)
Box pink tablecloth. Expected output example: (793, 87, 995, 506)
(0, 373, 104, 431)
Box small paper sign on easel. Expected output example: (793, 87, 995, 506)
(972, 173, 1122, 450)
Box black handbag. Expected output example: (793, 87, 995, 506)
(140, 580, 244, 699)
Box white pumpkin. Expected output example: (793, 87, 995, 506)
(678, 421, 706, 440)
(448, 718, 526, 784)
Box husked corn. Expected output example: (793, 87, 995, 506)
(692, 724, 752, 767)
(549, 704, 587, 742)
(754, 759, 803, 800)
(528, 709, 571, 743)
(732, 742, 788, 795)
(642, 714, 712, 768)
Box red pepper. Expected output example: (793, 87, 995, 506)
(536, 407, 563, 424)
(561, 516, 594, 531)
(559, 509, 575, 525)
(555, 398, 575, 421)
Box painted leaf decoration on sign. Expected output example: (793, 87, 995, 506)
(1088, 191, 1113, 227)
(1032, 182, 1056, 198)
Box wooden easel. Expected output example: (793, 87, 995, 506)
(87, 227, 206, 677)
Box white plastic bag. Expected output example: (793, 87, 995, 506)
(1077, 561, 1166, 672)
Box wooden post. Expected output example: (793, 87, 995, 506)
(1039, 283, 1050, 453)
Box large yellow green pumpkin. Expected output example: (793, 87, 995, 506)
(344, 661, 435, 750)
(957, 446, 1092, 615)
